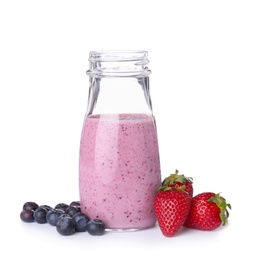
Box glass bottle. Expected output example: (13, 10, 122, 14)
(79, 51, 161, 231)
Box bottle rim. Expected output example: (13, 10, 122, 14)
(88, 50, 149, 63)
(87, 50, 151, 78)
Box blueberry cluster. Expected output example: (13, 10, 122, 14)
(20, 201, 105, 236)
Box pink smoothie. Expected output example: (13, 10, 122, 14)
(79, 113, 161, 230)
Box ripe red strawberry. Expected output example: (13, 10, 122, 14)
(158, 169, 193, 197)
(184, 192, 231, 230)
(154, 188, 191, 237)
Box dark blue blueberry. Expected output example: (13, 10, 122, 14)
(22, 202, 39, 211)
(58, 213, 71, 220)
(55, 203, 69, 212)
(33, 207, 47, 224)
(56, 215, 76, 236)
(70, 201, 80, 210)
(20, 209, 34, 223)
(65, 206, 80, 216)
(39, 205, 52, 211)
(46, 208, 65, 226)
(86, 219, 105, 236)
(72, 212, 90, 232)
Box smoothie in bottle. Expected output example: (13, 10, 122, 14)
(79, 51, 161, 230)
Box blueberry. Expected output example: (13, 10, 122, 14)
(33, 207, 48, 224)
(56, 215, 76, 236)
(20, 209, 34, 223)
(46, 209, 65, 226)
(58, 213, 71, 220)
(70, 201, 80, 210)
(55, 203, 69, 212)
(40, 205, 52, 211)
(86, 219, 105, 236)
(72, 212, 90, 232)
(22, 202, 39, 211)
(65, 206, 80, 216)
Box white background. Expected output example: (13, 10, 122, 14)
(0, 0, 253, 258)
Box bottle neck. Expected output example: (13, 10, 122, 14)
(85, 51, 153, 117)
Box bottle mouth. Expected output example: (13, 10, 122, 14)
(88, 50, 149, 63)
(87, 50, 151, 78)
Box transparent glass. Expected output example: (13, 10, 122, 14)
(79, 51, 161, 231)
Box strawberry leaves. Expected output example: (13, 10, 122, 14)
(208, 193, 232, 225)
(158, 169, 193, 197)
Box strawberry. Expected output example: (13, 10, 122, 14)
(184, 192, 231, 230)
(154, 188, 191, 237)
(158, 169, 193, 197)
